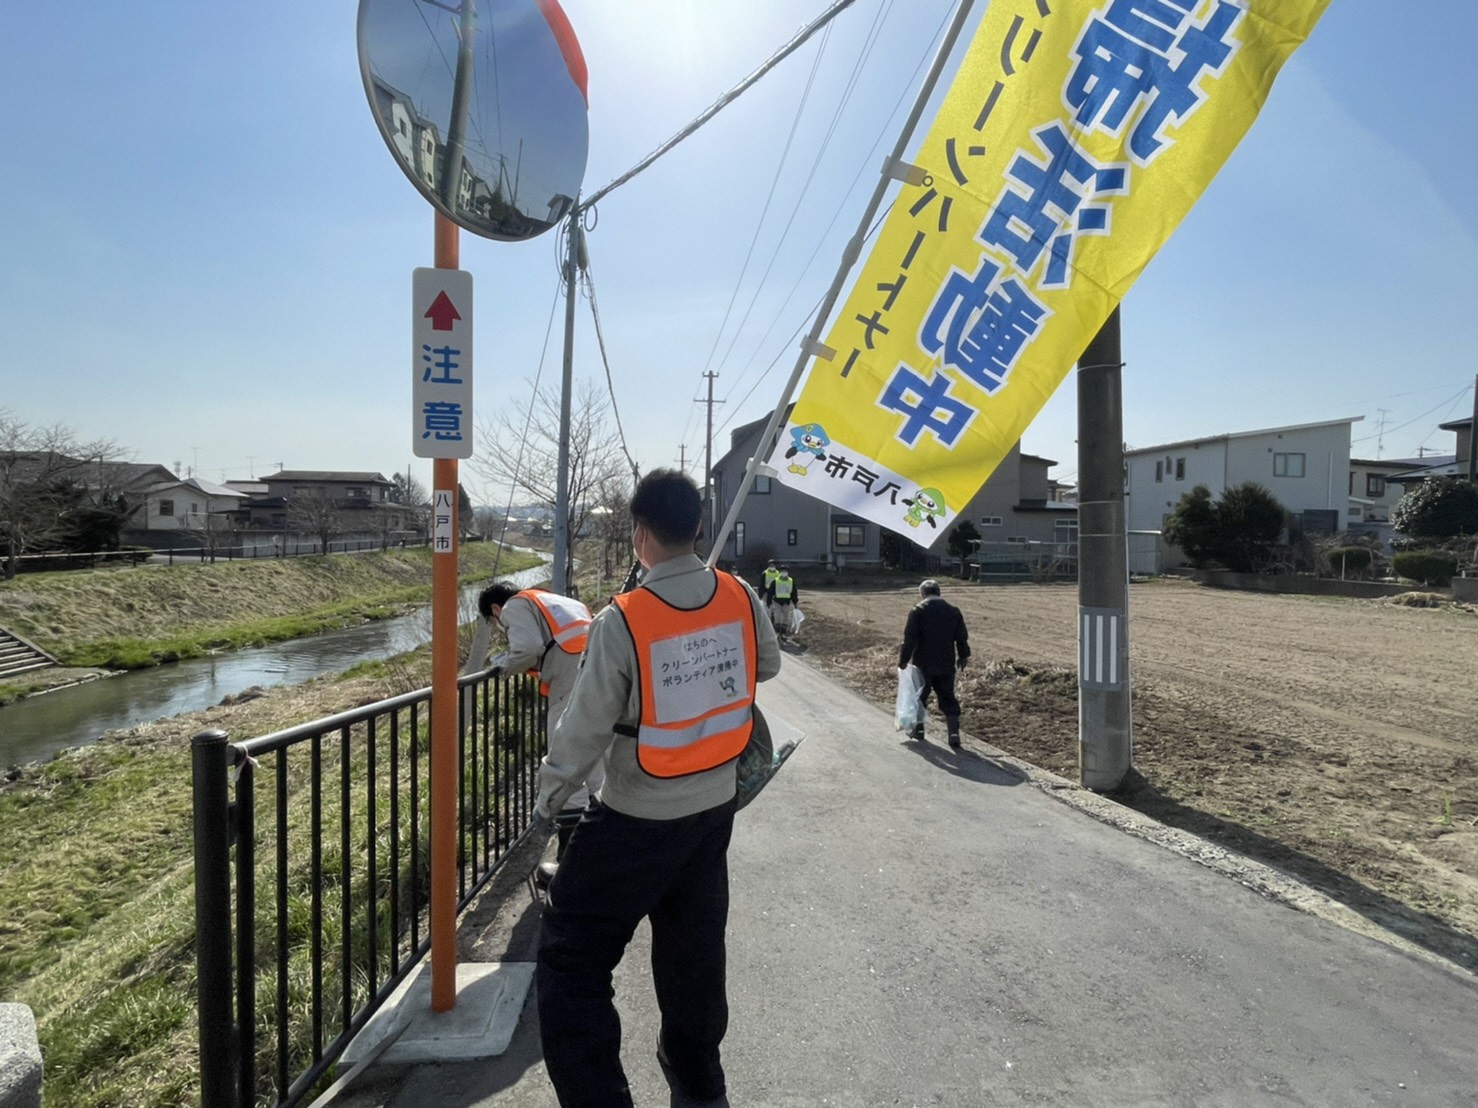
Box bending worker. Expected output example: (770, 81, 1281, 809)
(534, 468, 782, 1108)
(467, 580, 594, 861)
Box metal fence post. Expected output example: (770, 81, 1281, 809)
(192, 727, 237, 1108)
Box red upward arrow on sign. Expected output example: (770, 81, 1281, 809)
(424, 291, 461, 331)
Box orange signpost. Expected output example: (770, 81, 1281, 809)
(358, 0, 591, 1017)
(430, 213, 460, 1012)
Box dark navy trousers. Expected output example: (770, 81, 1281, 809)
(536, 797, 736, 1107)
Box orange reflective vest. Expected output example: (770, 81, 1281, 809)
(517, 589, 592, 694)
(612, 572, 758, 778)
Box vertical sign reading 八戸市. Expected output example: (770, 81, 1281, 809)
(432, 489, 456, 554)
(768, 0, 1329, 538)
(412, 267, 474, 460)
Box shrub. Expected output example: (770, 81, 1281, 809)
(947, 520, 980, 577)
(1162, 485, 1219, 567)
(1327, 546, 1373, 577)
(1392, 550, 1457, 587)
(1391, 477, 1478, 539)
(1214, 483, 1287, 572)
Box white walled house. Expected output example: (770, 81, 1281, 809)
(129, 478, 247, 535)
(1125, 418, 1361, 536)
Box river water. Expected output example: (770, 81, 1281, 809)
(0, 563, 550, 769)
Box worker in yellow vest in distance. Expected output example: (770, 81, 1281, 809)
(760, 559, 780, 596)
(765, 564, 799, 640)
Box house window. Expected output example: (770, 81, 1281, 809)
(1155, 461, 1163, 482)
(752, 476, 772, 494)
(834, 524, 866, 549)
(1055, 519, 1078, 537)
(158, 499, 174, 517)
(980, 516, 1003, 526)
(1273, 452, 1305, 477)
(1174, 457, 1185, 480)
(733, 522, 745, 558)
(787, 529, 798, 546)
(1366, 474, 1385, 497)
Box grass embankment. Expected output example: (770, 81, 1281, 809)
(0, 542, 546, 1106)
(0, 666, 432, 1107)
(0, 543, 540, 687)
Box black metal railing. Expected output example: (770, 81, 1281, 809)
(192, 670, 547, 1107)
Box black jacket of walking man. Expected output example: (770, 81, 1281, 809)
(897, 579, 971, 747)
(534, 468, 782, 1108)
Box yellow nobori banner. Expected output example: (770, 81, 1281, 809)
(768, 0, 1328, 540)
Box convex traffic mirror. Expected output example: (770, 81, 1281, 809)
(358, 0, 589, 240)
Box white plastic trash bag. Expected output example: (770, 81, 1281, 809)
(894, 665, 925, 732)
(790, 607, 805, 635)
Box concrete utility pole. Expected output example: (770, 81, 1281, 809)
(553, 207, 583, 595)
(700, 372, 723, 546)
(1076, 307, 1131, 791)
(1468, 373, 1477, 483)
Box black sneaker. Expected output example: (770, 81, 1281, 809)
(948, 734, 961, 748)
(533, 861, 558, 889)
(909, 725, 924, 741)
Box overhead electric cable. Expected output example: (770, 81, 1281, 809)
(710, 0, 896, 383)
(580, 253, 643, 481)
(697, 24, 833, 381)
(490, 276, 565, 569)
(678, 24, 835, 456)
(577, 0, 860, 212)
(716, 4, 950, 416)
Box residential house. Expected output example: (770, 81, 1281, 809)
(127, 477, 248, 544)
(1384, 418, 1475, 489)
(1346, 458, 1409, 531)
(1125, 418, 1361, 541)
(241, 470, 419, 541)
(708, 414, 1074, 573)
(133, 478, 251, 534)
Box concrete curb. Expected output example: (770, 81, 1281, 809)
(0, 1004, 41, 1108)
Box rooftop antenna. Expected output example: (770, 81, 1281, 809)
(1375, 408, 1390, 458)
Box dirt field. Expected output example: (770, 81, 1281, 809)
(790, 576, 1478, 972)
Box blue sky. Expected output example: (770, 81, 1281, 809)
(2, 1, 1474, 504)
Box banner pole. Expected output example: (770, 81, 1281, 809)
(706, 0, 978, 567)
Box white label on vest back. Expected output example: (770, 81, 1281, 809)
(646, 619, 750, 725)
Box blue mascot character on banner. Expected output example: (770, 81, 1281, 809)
(901, 487, 946, 529)
(785, 423, 831, 477)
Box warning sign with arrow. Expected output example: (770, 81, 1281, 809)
(411, 268, 473, 459)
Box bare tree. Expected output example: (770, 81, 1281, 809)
(177, 510, 240, 563)
(288, 490, 348, 555)
(382, 472, 430, 548)
(470, 379, 636, 580)
(389, 470, 429, 508)
(0, 412, 126, 578)
(589, 474, 636, 593)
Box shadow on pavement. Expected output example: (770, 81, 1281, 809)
(1109, 769, 1478, 974)
(901, 735, 1024, 787)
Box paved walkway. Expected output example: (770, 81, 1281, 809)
(342, 654, 1478, 1107)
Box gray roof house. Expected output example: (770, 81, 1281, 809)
(707, 413, 1075, 573)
